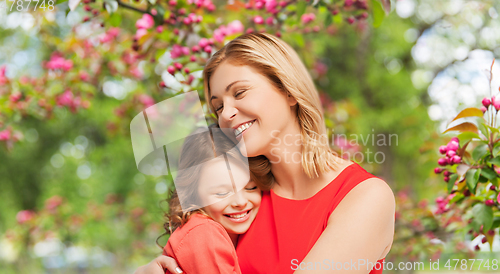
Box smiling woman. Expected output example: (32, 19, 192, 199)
(135, 33, 395, 274)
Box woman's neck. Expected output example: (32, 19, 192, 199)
(263, 124, 350, 199)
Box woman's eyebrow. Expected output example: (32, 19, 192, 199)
(210, 80, 250, 102)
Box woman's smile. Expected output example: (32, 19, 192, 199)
(233, 119, 256, 139)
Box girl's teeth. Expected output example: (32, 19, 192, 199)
(228, 211, 248, 218)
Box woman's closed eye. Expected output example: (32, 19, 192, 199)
(214, 89, 248, 113)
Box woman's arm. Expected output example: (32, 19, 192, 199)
(294, 178, 395, 274)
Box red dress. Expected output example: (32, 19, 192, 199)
(236, 162, 386, 273)
(163, 214, 241, 274)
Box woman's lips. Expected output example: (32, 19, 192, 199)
(235, 120, 256, 140)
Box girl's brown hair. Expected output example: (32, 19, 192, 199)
(156, 124, 256, 248)
(203, 33, 342, 189)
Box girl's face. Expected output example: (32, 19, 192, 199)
(209, 62, 298, 158)
(198, 158, 261, 236)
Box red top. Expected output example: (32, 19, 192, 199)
(163, 214, 241, 274)
(236, 162, 386, 274)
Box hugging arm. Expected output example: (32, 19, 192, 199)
(294, 178, 395, 274)
(133, 255, 182, 274)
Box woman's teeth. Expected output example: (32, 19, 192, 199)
(234, 121, 254, 137)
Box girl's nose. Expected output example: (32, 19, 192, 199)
(230, 190, 248, 208)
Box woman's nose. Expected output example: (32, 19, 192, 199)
(220, 103, 237, 122)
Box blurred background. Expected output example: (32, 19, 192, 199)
(0, 0, 499, 273)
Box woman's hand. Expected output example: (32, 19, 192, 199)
(134, 255, 183, 274)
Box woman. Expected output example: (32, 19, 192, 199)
(135, 33, 395, 274)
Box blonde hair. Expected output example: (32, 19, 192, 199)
(203, 33, 341, 189)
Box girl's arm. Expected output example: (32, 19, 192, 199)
(294, 178, 395, 274)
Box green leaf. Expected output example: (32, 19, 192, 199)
(448, 174, 458, 193)
(56, 0, 69, 4)
(486, 125, 500, 134)
(488, 156, 500, 166)
(481, 168, 498, 180)
(466, 169, 480, 194)
(296, 1, 307, 21)
(479, 123, 489, 139)
(109, 12, 122, 27)
(457, 132, 481, 146)
(492, 217, 500, 229)
(449, 193, 464, 204)
(291, 33, 304, 48)
(370, 0, 385, 28)
(324, 14, 333, 27)
(472, 144, 489, 162)
(472, 203, 494, 231)
(493, 144, 500, 157)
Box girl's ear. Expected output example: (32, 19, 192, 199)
(287, 93, 298, 106)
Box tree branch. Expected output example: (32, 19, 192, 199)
(116, 0, 151, 15)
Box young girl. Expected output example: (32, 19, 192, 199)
(158, 125, 261, 274)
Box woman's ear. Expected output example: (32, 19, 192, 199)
(287, 93, 298, 106)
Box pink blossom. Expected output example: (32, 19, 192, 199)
(182, 47, 190, 55)
(497, 192, 500, 204)
(108, 27, 120, 37)
(135, 28, 148, 40)
(136, 14, 155, 29)
(0, 65, 8, 85)
(265, 0, 277, 13)
(199, 38, 209, 48)
(315, 62, 328, 76)
(482, 97, 491, 107)
(45, 53, 73, 71)
(253, 15, 264, 25)
(130, 66, 144, 79)
(170, 44, 182, 58)
(266, 17, 275, 25)
(156, 26, 164, 33)
(301, 13, 316, 24)
(481, 106, 487, 113)
(19, 76, 30, 85)
(57, 90, 74, 107)
(0, 129, 11, 141)
(139, 94, 155, 108)
(46, 195, 63, 211)
(16, 210, 35, 224)
(227, 20, 244, 34)
(9, 92, 22, 102)
(167, 66, 176, 75)
(79, 71, 90, 82)
(446, 141, 459, 151)
(493, 96, 500, 111)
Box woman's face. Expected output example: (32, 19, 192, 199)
(209, 62, 298, 157)
(198, 158, 261, 235)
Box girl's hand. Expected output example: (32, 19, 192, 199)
(134, 255, 183, 274)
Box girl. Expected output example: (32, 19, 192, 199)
(136, 33, 395, 274)
(153, 125, 261, 274)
